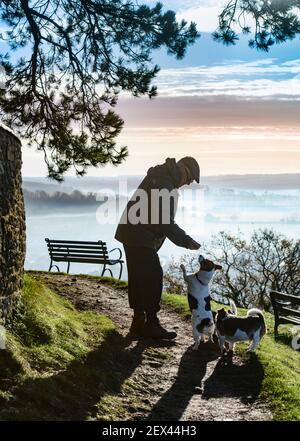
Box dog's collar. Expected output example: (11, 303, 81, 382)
(196, 273, 208, 286)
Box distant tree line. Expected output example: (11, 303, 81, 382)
(164, 229, 300, 310)
(23, 189, 105, 206)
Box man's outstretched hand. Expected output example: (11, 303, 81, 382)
(188, 239, 201, 250)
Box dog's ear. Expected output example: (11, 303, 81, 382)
(216, 308, 227, 319)
(214, 264, 222, 270)
(215, 308, 223, 321)
(198, 255, 205, 264)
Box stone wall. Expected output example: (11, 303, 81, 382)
(0, 125, 26, 324)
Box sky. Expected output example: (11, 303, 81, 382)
(12, 0, 300, 177)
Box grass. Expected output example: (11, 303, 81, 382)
(26, 270, 128, 290)
(0, 274, 138, 420)
(2, 273, 299, 420)
(161, 291, 300, 421)
(77, 274, 128, 289)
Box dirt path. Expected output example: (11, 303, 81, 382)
(32, 272, 272, 421)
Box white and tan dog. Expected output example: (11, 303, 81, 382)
(215, 300, 266, 354)
(181, 255, 222, 350)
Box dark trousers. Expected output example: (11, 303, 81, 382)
(124, 245, 163, 315)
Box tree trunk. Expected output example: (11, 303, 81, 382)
(0, 125, 26, 324)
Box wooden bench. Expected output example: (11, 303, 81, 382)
(270, 290, 300, 335)
(45, 238, 124, 280)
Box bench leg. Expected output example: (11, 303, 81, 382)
(101, 264, 106, 277)
(101, 264, 113, 278)
(67, 262, 70, 274)
(273, 311, 280, 336)
(49, 261, 60, 272)
(118, 262, 123, 280)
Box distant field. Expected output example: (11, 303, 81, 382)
(23, 173, 300, 193)
(201, 173, 300, 190)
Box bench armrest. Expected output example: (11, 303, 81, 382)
(108, 247, 123, 261)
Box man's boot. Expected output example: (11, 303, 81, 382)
(143, 316, 177, 340)
(129, 311, 146, 335)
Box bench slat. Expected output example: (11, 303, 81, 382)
(278, 316, 300, 326)
(51, 252, 109, 259)
(49, 249, 109, 256)
(270, 291, 300, 305)
(46, 239, 104, 245)
(277, 306, 300, 319)
(52, 257, 121, 264)
(47, 243, 107, 250)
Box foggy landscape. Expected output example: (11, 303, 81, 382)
(24, 173, 300, 279)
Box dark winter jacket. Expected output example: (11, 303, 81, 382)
(115, 158, 192, 251)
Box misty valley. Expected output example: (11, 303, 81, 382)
(24, 175, 300, 280)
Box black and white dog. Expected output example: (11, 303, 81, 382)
(216, 300, 266, 354)
(181, 255, 222, 350)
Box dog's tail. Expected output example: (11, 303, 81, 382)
(229, 299, 238, 316)
(180, 264, 188, 281)
(247, 308, 267, 337)
(247, 308, 264, 318)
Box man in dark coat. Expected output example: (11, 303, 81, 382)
(115, 157, 201, 339)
